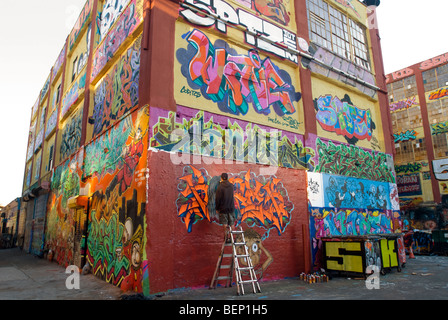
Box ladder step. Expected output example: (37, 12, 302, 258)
(235, 254, 249, 258)
(217, 276, 231, 280)
(233, 242, 246, 246)
(237, 267, 253, 271)
(231, 230, 244, 234)
(220, 265, 231, 269)
(239, 280, 258, 284)
(223, 254, 233, 258)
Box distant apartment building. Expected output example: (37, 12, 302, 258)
(387, 53, 448, 206)
(21, 0, 398, 295)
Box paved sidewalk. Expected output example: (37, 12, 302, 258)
(155, 255, 448, 300)
(0, 248, 122, 300)
(0, 247, 447, 300)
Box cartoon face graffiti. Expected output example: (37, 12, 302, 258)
(234, 229, 273, 279)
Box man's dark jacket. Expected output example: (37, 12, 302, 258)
(215, 180, 235, 214)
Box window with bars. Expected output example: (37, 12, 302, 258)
(394, 140, 414, 164)
(413, 138, 428, 161)
(306, 0, 371, 70)
(432, 133, 448, 158)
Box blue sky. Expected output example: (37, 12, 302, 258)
(0, 0, 446, 205)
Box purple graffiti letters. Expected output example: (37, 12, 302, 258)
(315, 94, 372, 142)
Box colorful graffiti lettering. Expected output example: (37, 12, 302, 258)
(310, 207, 398, 238)
(87, 189, 144, 290)
(315, 138, 395, 183)
(389, 97, 418, 112)
(60, 107, 83, 161)
(91, 0, 143, 81)
(149, 106, 315, 170)
(234, 0, 290, 26)
(179, 0, 298, 62)
(315, 94, 373, 144)
(86, 107, 148, 292)
(431, 120, 448, 135)
(91, 36, 141, 137)
(177, 29, 301, 117)
(429, 87, 448, 100)
(176, 165, 293, 236)
(394, 130, 417, 143)
(45, 153, 83, 267)
(45, 107, 148, 293)
(99, 0, 132, 40)
(60, 72, 87, 118)
(394, 162, 422, 175)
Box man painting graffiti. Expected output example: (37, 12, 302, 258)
(215, 173, 236, 227)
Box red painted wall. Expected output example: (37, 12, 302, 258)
(145, 149, 310, 294)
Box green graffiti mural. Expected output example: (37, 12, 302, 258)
(315, 138, 395, 183)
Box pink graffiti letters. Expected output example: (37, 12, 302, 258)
(180, 29, 300, 117)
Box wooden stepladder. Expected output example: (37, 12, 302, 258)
(210, 226, 261, 295)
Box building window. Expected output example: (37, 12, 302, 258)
(395, 140, 414, 164)
(423, 64, 448, 92)
(307, 0, 371, 70)
(413, 138, 427, 161)
(433, 133, 448, 158)
(72, 57, 78, 83)
(428, 99, 448, 125)
(47, 145, 54, 171)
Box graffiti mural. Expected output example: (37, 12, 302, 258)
(68, 0, 93, 51)
(45, 106, 149, 293)
(310, 207, 398, 238)
(99, 0, 132, 40)
(309, 172, 397, 211)
(389, 97, 418, 112)
(431, 120, 448, 135)
(428, 87, 448, 101)
(60, 107, 83, 161)
(176, 165, 294, 236)
(60, 72, 86, 119)
(91, 36, 141, 137)
(394, 162, 424, 175)
(177, 29, 301, 118)
(91, 0, 143, 82)
(433, 158, 448, 181)
(179, 0, 299, 63)
(394, 130, 417, 143)
(323, 175, 391, 210)
(85, 106, 148, 291)
(315, 138, 395, 183)
(314, 94, 374, 144)
(234, 0, 290, 26)
(45, 151, 83, 267)
(149, 106, 315, 170)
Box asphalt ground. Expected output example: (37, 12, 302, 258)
(0, 247, 447, 318)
